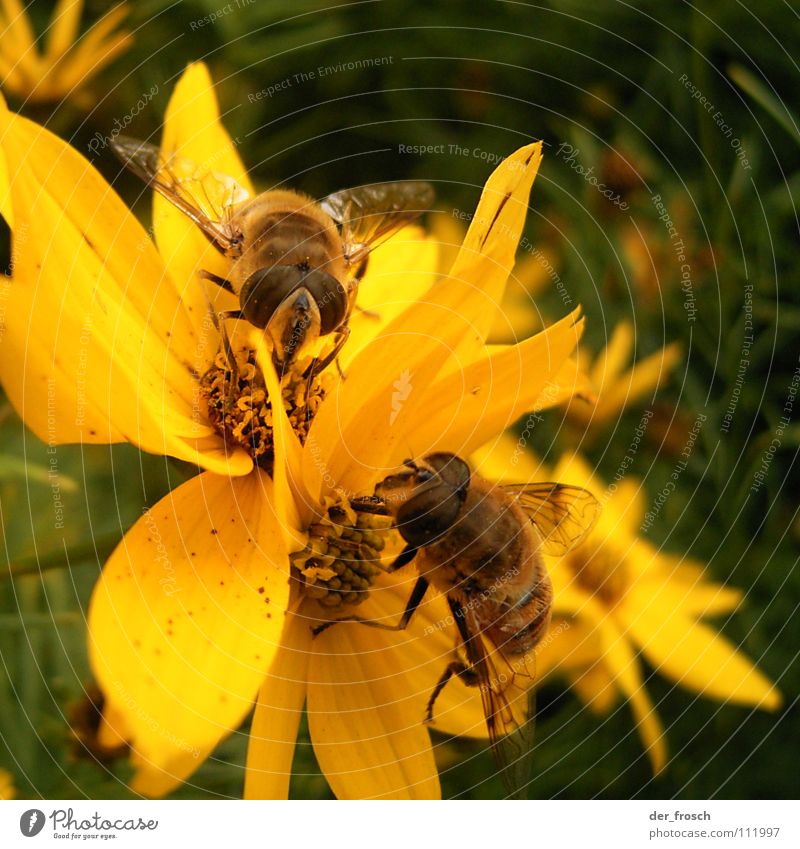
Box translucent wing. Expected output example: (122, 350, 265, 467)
(501, 483, 601, 556)
(452, 598, 537, 799)
(110, 135, 249, 252)
(320, 181, 435, 267)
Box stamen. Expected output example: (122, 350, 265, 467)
(200, 346, 330, 469)
(292, 492, 395, 608)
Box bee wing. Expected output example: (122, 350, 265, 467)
(454, 599, 537, 799)
(320, 181, 435, 268)
(110, 135, 248, 252)
(501, 483, 601, 556)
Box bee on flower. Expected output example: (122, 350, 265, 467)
(0, 63, 588, 798)
(475, 442, 782, 774)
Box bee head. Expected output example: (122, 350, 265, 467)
(239, 265, 348, 364)
(376, 452, 471, 547)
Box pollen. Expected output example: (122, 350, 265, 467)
(200, 346, 331, 469)
(292, 492, 394, 608)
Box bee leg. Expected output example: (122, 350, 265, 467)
(311, 575, 428, 637)
(424, 660, 478, 725)
(354, 304, 380, 320)
(212, 309, 244, 407)
(387, 542, 419, 571)
(349, 495, 390, 516)
(303, 327, 351, 383)
(425, 600, 482, 724)
(198, 268, 235, 294)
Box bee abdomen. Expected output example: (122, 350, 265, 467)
(485, 581, 553, 655)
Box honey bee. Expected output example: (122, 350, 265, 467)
(111, 136, 434, 376)
(316, 452, 601, 794)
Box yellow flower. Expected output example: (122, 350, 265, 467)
(0, 63, 585, 798)
(0, 0, 131, 104)
(531, 452, 782, 774)
(566, 320, 682, 432)
(0, 767, 15, 799)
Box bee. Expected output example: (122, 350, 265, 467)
(110, 136, 434, 377)
(316, 452, 601, 794)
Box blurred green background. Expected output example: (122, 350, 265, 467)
(1, 0, 798, 799)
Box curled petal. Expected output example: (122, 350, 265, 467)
(448, 142, 544, 350)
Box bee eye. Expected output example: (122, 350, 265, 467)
(238, 265, 300, 329)
(301, 269, 348, 334)
(395, 483, 463, 547)
(416, 469, 433, 482)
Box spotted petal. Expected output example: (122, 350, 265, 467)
(88, 470, 290, 796)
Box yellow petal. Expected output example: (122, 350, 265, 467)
(346, 226, 439, 361)
(487, 288, 541, 345)
(649, 556, 743, 617)
(360, 572, 488, 741)
(302, 293, 473, 500)
(595, 611, 668, 774)
(155, 62, 254, 330)
(303, 145, 548, 500)
(534, 615, 603, 678)
(411, 308, 583, 460)
(88, 470, 291, 796)
(244, 610, 311, 800)
(590, 320, 634, 386)
(606, 477, 647, 536)
(0, 767, 15, 800)
(620, 589, 782, 711)
(44, 5, 131, 94)
(448, 143, 543, 348)
(551, 451, 599, 495)
(513, 246, 559, 296)
(471, 431, 544, 484)
(252, 332, 313, 540)
(428, 210, 464, 275)
(0, 97, 10, 225)
(45, 0, 84, 60)
(307, 593, 441, 799)
(0, 105, 250, 474)
(537, 356, 594, 412)
(50, 31, 133, 96)
(0, 0, 37, 72)
(568, 663, 618, 714)
(593, 341, 682, 425)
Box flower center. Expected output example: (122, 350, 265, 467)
(291, 493, 394, 608)
(570, 542, 628, 605)
(200, 346, 331, 470)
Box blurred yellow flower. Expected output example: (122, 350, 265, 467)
(0, 0, 131, 104)
(567, 320, 682, 432)
(536, 452, 782, 773)
(1, 62, 586, 798)
(0, 767, 15, 799)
